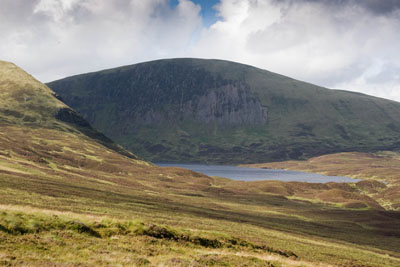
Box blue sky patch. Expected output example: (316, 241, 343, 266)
(170, 0, 219, 27)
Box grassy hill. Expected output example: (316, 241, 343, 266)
(48, 58, 400, 164)
(1, 60, 400, 266)
(0, 61, 137, 159)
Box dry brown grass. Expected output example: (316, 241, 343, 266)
(243, 151, 400, 210)
(0, 61, 399, 266)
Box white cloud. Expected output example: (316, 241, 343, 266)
(0, 0, 202, 81)
(1, 0, 400, 102)
(189, 0, 400, 101)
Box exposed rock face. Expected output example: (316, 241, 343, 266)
(135, 82, 267, 126)
(185, 83, 267, 125)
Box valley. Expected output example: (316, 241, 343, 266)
(0, 60, 399, 266)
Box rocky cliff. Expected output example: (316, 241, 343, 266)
(133, 82, 267, 126)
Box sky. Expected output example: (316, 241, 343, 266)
(1, 0, 400, 102)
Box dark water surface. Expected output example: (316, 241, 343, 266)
(156, 163, 360, 183)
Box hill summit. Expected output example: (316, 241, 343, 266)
(48, 58, 400, 163)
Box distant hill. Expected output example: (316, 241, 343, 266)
(48, 58, 400, 163)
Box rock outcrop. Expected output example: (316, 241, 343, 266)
(134, 82, 267, 126)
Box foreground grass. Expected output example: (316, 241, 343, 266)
(1, 205, 399, 267)
(0, 206, 305, 266)
(0, 125, 399, 266)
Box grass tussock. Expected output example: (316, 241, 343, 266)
(0, 209, 297, 258)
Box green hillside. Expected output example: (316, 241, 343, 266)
(1, 60, 400, 266)
(0, 61, 137, 159)
(48, 58, 400, 164)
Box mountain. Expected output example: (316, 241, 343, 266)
(1, 60, 400, 266)
(48, 58, 400, 164)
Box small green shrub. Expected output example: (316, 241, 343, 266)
(67, 221, 101, 238)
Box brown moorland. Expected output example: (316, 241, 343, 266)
(243, 151, 400, 211)
(0, 61, 399, 266)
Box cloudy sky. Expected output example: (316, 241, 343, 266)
(1, 0, 400, 101)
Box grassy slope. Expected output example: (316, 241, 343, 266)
(243, 151, 400, 210)
(0, 61, 400, 266)
(0, 61, 65, 126)
(2, 139, 400, 266)
(47, 58, 400, 164)
(0, 61, 137, 159)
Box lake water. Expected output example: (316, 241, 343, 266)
(156, 163, 360, 183)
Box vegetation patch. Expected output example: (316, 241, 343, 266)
(0, 210, 298, 259)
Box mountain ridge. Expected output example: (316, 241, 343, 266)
(48, 58, 400, 164)
(50, 57, 399, 103)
